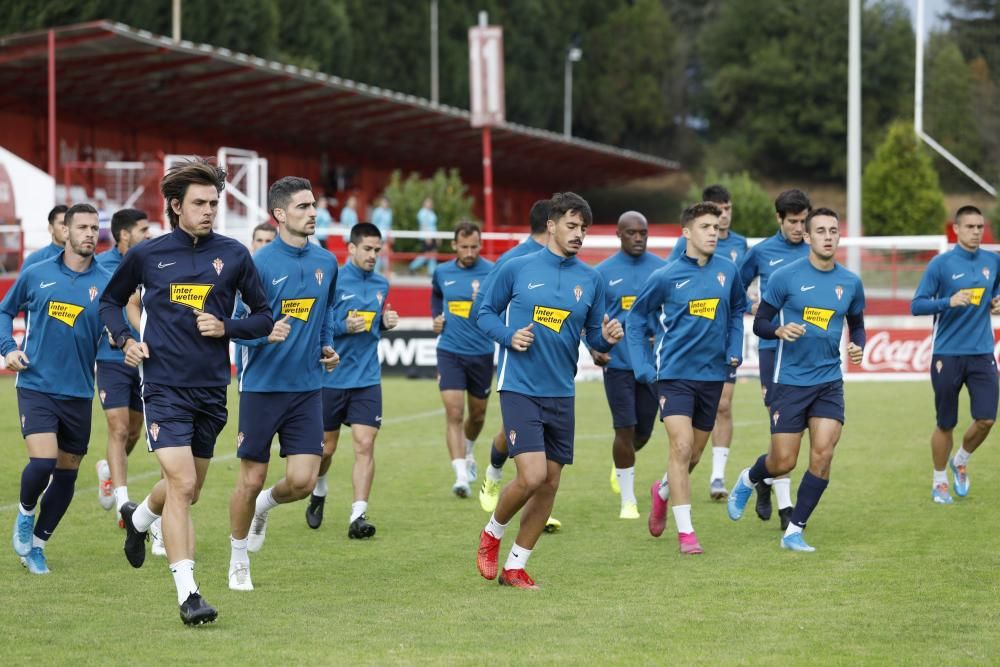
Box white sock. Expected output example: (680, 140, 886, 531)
(710, 447, 729, 481)
(773, 477, 792, 510)
(230, 535, 249, 565)
(255, 487, 279, 514)
(451, 458, 469, 485)
(169, 559, 197, 605)
(132, 497, 159, 532)
(18, 504, 33, 517)
(615, 467, 636, 504)
(504, 543, 532, 570)
(114, 486, 129, 511)
(933, 469, 948, 487)
(953, 448, 971, 467)
(313, 475, 328, 497)
(658, 473, 670, 501)
(32, 535, 46, 549)
(740, 468, 752, 487)
(672, 504, 694, 534)
(784, 522, 803, 538)
(350, 501, 368, 523)
(486, 465, 503, 482)
(464, 438, 475, 458)
(485, 514, 507, 539)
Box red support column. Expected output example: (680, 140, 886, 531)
(482, 125, 495, 259)
(47, 30, 56, 179)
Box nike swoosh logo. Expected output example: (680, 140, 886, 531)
(375, 416, 382, 422)
(341, 294, 355, 301)
(675, 279, 690, 288)
(800, 285, 815, 292)
(444, 280, 456, 286)
(769, 259, 784, 266)
(952, 273, 965, 280)
(272, 276, 288, 285)
(609, 278, 624, 286)
(157, 262, 176, 269)
(528, 283, 544, 289)
(39, 281, 56, 288)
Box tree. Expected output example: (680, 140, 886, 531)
(382, 168, 475, 255)
(684, 169, 774, 238)
(862, 121, 947, 235)
(944, 0, 1000, 80)
(924, 33, 983, 188)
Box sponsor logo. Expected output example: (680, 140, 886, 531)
(315, 268, 324, 285)
(528, 282, 544, 290)
(835, 285, 844, 301)
(717, 272, 726, 287)
(952, 273, 964, 280)
(532, 305, 571, 333)
(769, 259, 784, 266)
(47, 300, 85, 327)
(859, 330, 934, 373)
(99, 390, 106, 404)
(609, 278, 624, 286)
(800, 285, 815, 292)
(212, 257, 224, 275)
(375, 415, 382, 423)
(675, 279, 691, 289)
(574, 285, 583, 302)
(444, 280, 457, 286)
(447, 300, 472, 319)
(39, 281, 56, 289)
(149, 422, 160, 441)
(350, 310, 377, 332)
(341, 293, 355, 301)
(803, 306, 835, 330)
(89, 285, 98, 302)
(156, 261, 175, 269)
(621, 295, 636, 311)
(961, 287, 985, 306)
(509, 430, 517, 445)
(688, 298, 720, 320)
(169, 283, 213, 310)
(272, 275, 288, 285)
(281, 297, 316, 322)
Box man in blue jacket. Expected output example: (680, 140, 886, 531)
(729, 208, 866, 552)
(431, 222, 494, 497)
(100, 159, 273, 626)
(737, 189, 811, 528)
(911, 205, 1000, 504)
(4, 203, 110, 575)
(593, 211, 665, 519)
(227, 177, 340, 591)
(21, 205, 68, 269)
(93, 208, 150, 522)
(307, 222, 398, 538)
(627, 202, 745, 554)
(475, 192, 624, 590)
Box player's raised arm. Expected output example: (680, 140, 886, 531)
(224, 254, 273, 340)
(625, 270, 666, 384)
(476, 261, 517, 348)
(99, 246, 143, 347)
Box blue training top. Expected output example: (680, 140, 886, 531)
(99, 227, 273, 388)
(323, 259, 390, 390)
(1, 252, 112, 399)
(21, 242, 63, 270)
(763, 257, 866, 386)
(911, 245, 1000, 356)
(594, 250, 666, 371)
(236, 235, 339, 393)
(739, 231, 810, 351)
(670, 231, 748, 267)
(626, 254, 745, 384)
(431, 257, 495, 356)
(94, 246, 140, 363)
(478, 247, 613, 398)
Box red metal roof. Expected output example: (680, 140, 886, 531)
(0, 21, 678, 189)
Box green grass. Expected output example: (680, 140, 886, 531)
(1, 376, 997, 665)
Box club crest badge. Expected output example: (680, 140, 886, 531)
(935, 359, 943, 374)
(213, 257, 224, 276)
(376, 291, 384, 305)
(835, 285, 844, 301)
(509, 430, 517, 446)
(21, 414, 26, 428)
(89, 285, 98, 302)
(315, 268, 324, 286)
(99, 390, 107, 404)
(149, 423, 160, 442)
(984, 267, 991, 280)
(730, 249, 738, 262)
(471, 279, 480, 299)
(659, 395, 666, 409)
(717, 272, 726, 287)
(772, 410, 780, 426)
(237, 432, 245, 448)
(574, 285, 583, 302)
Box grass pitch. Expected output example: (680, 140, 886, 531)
(0, 376, 997, 665)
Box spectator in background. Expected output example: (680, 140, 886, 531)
(340, 195, 359, 243)
(22, 205, 68, 270)
(314, 196, 333, 246)
(408, 197, 438, 276)
(372, 196, 393, 275)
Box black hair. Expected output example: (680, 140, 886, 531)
(453, 221, 481, 241)
(252, 222, 277, 239)
(804, 207, 839, 232)
(680, 202, 722, 227)
(268, 176, 313, 218)
(774, 189, 811, 220)
(955, 205, 983, 222)
(548, 192, 593, 227)
(702, 185, 731, 204)
(110, 208, 148, 243)
(48, 204, 68, 225)
(64, 203, 98, 226)
(529, 199, 552, 234)
(349, 222, 382, 245)
(160, 158, 226, 229)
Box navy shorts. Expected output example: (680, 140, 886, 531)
(768, 380, 845, 434)
(655, 380, 724, 432)
(931, 354, 999, 430)
(759, 348, 776, 405)
(237, 390, 323, 463)
(96, 360, 142, 412)
(499, 391, 574, 465)
(16, 388, 92, 455)
(437, 349, 493, 399)
(141, 383, 228, 459)
(322, 385, 382, 431)
(602, 368, 658, 439)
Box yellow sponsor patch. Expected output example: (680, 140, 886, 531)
(621, 295, 636, 311)
(47, 300, 84, 327)
(169, 283, 213, 310)
(351, 310, 377, 332)
(281, 297, 315, 322)
(803, 306, 835, 330)
(688, 298, 719, 320)
(448, 300, 472, 319)
(961, 287, 985, 306)
(532, 305, 571, 333)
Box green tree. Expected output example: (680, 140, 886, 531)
(382, 168, 475, 255)
(275, 0, 351, 72)
(944, 0, 1000, 79)
(924, 33, 983, 188)
(862, 121, 946, 235)
(684, 169, 774, 237)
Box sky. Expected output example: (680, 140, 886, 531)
(903, 0, 950, 36)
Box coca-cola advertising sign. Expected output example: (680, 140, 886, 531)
(856, 328, 1000, 375)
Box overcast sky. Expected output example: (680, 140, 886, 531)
(903, 0, 951, 36)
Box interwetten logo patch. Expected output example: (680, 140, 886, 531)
(448, 301, 472, 318)
(803, 306, 835, 330)
(281, 298, 316, 322)
(688, 298, 719, 320)
(532, 305, 571, 333)
(47, 300, 84, 327)
(170, 283, 213, 310)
